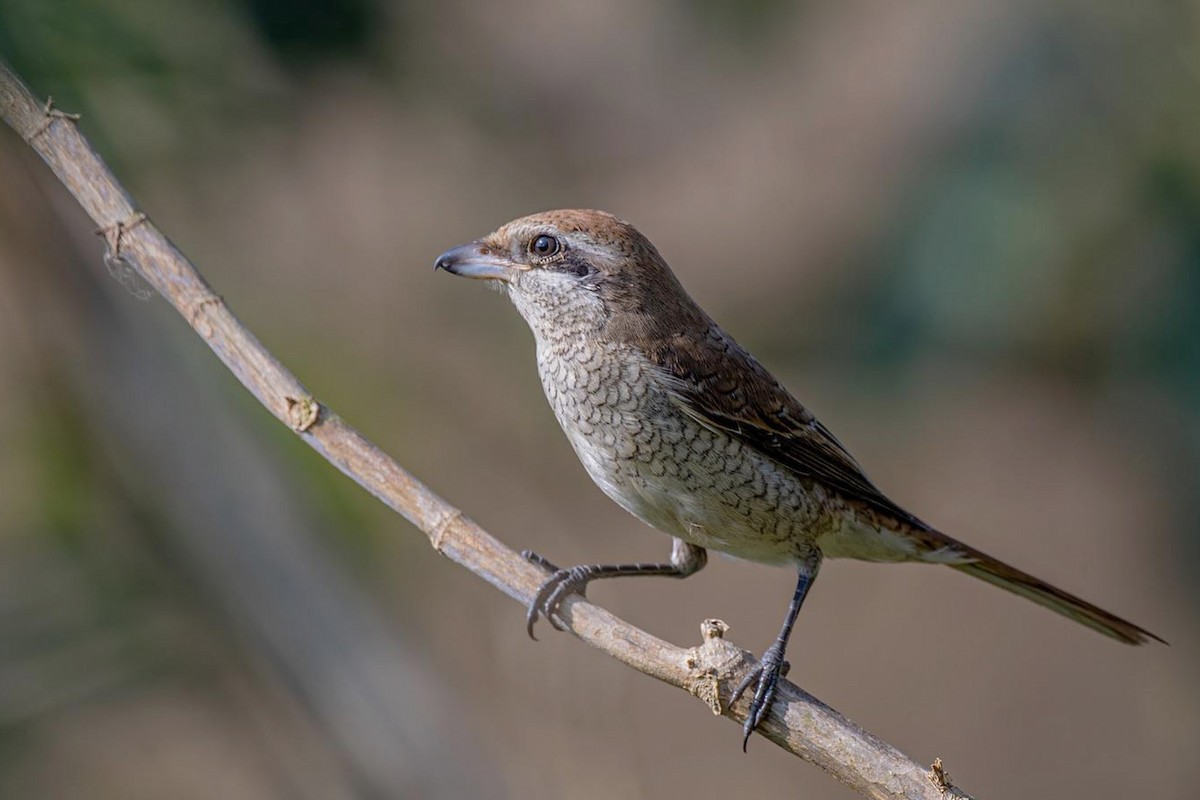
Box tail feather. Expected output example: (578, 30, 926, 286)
(950, 550, 1164, 645)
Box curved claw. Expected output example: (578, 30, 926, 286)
(730, 645, 788, 751)
(523, 550, 559, 640)
(524, 560, 588, 640)
(541, 575, 583, 631)
(524, 602, 543, 640)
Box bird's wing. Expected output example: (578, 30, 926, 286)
(647, 326, 929, 530)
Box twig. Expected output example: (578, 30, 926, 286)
(0, 59, 974, 800)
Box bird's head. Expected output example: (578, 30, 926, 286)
(435, 209, 707, 342)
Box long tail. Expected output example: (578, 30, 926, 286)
(945, 543, 1164, 645)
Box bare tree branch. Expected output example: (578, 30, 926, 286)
(0, 59, 973, 800)
(0, 134, 503, 798)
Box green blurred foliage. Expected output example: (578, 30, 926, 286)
(2, 1, 1198, 797)
(240, 0, 382, 65)
(686, 0, 799, 49)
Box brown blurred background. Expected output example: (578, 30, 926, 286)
(1, 1, 1197, 798)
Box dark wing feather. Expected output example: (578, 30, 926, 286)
(636, 325, 1165, 644)
(646, 326, 929, 530)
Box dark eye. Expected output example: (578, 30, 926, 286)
(530, 235, 559, 257)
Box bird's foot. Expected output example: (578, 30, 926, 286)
(521, 550, 560, 574)
(729, 643, 791, 751)
(521, 550, 591, 639)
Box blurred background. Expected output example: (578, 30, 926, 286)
(1, 1, 1197, 797)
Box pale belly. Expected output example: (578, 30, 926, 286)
(543, 362, 827, 565)
(536, 341, 929, 567)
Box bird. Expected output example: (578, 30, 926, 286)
(434, 208, 1162, 748)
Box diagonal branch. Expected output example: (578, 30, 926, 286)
(0, 59, 973, 800)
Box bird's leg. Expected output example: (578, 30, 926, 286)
(522, 538, 707, 638)
(730, 552, 820, 751)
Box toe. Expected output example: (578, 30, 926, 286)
(523, 550, 559, 573)
(524, 604, 541, 640)
(729, 664, 760, 706)
(736, 649, 788, 750)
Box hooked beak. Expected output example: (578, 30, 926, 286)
(434, 241, 520, 282)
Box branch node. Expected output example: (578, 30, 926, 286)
(684, 619, 745, 716)
(701, 617, 730, 640)
(96, 211, 148, 256)
(187, 292, 225, 337)
(929, 757, 955, 795)
(285, 395, 321, 432)
(28, 96, 81, 142)
(95, 212, 153, 299)
(431, 509, 464, 554)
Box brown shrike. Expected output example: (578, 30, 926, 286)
(436, 209, 1160, 748)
